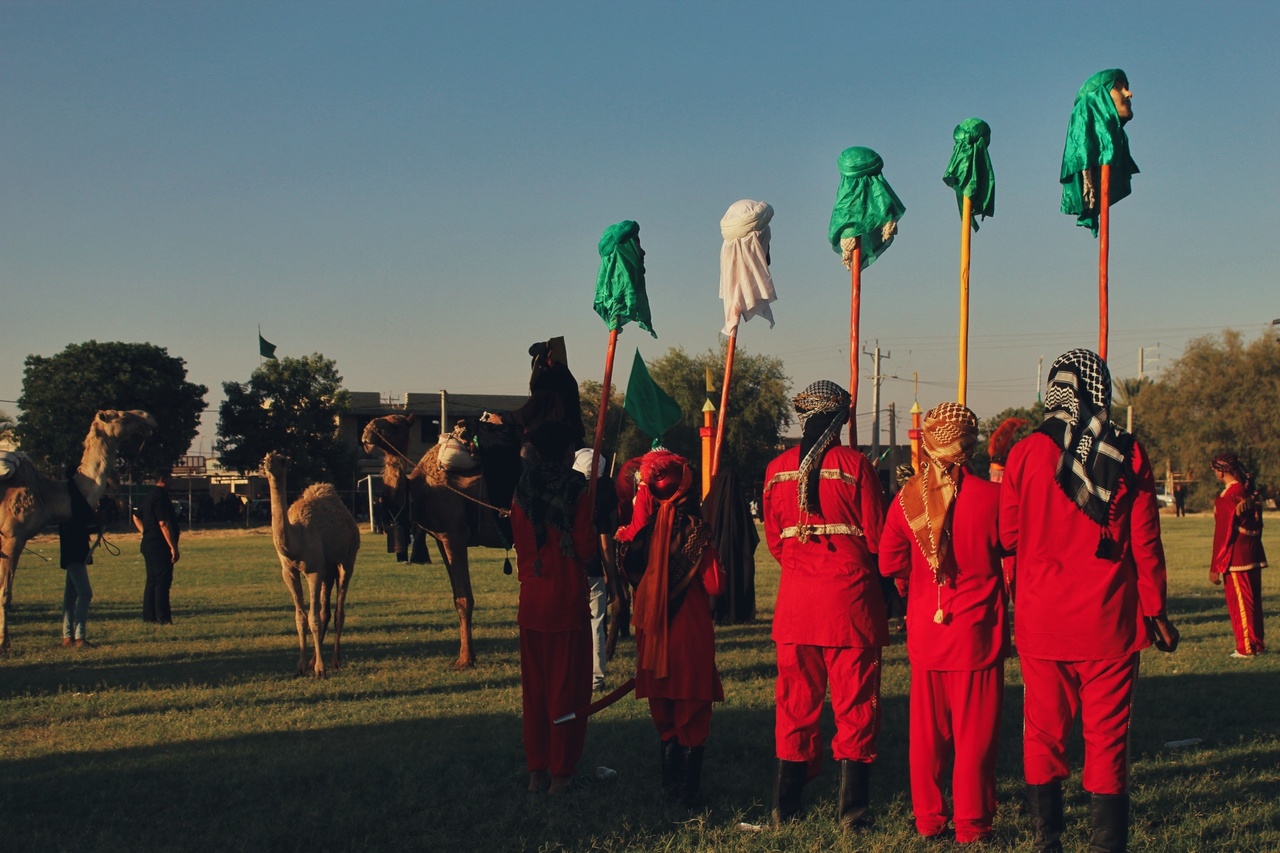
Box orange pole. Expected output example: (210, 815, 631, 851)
(711, 327, 737, 477)
(700, 367, 715, 498)
(1098, 163, 1111, 360)
(909, 400, 923, 474)
(958, 195, 972, 406)
(586, 328, 619, 516)
(848, 237, 862, 447)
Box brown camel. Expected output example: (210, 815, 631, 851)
(361, 414, 498, 669)
(262, 452, 360, 677)
(0, 410, 156, 652)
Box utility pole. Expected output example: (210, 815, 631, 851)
(1138, 343, 1160, 380)
(863, 341, 889, 469)
(1036, 355, 1044, 403)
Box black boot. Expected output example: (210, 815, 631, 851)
(660, 739, 684, 801)
(771, 759, 808, 824)
(1027, 782, 1065, 852)
(1088, 793, 1130, 853)
(677, 746, 704, 809)
(837, 759, 872, 830)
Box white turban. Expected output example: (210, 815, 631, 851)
(718, 199, 777, 336)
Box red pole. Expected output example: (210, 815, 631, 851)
(848, 237, 862, 447)
(587, 328, 619, 515)
(711, 327, 737, 478)
(1098, 163, 1111, 361)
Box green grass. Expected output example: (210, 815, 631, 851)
(1, 515, 1277, 852)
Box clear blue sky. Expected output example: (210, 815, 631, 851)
(3, 1, 1277, 453)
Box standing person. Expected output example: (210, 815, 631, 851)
(1000, 349, 1179, 853)
(615, 450, 725, 808)
(1210, 453, 1267, 658)
(134, 467, 180, 625)
(573, 448, 619, 692)
(763, 380, 888, 830)
(879, 404, 1008, 844)
(1173, 481, 1187, 517)
(59, 466, 99, 648)
(511, 422, 595, 795)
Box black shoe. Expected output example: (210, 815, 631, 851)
(677, 746, 704, 809)
(1027, 781, 1065, 852)
(660, 739, 684, 801)
(771, 759, 808, 824)
(838, 759, 872, 831)
(1088, 792, 1129, 853)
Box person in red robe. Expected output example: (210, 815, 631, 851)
(1000, 349, 1179, 853)
(763, 380, 887, 830)
(879, 403, 1008, 844)
(511, 422, 596, 795)
(1210, 453, 1267, 657)
(615, 450, 725, 808)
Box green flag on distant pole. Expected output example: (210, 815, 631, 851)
(623, 349, 682, 444)
(258, 327, 277, 360)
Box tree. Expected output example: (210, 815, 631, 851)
(583, 344, 791, 486)
(215, 353, 355, 488)
(16, 341, 207, 477)
(972, 402, 1043, 477)
(0, 409, 15, 449)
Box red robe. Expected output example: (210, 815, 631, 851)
(512, 496, 595, 777)
(1212, 481, 1267, 655)
(880, 471, 1007, 842)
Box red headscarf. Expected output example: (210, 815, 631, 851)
(631, 450, 694, 680)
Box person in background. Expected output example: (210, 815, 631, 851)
(1209, 453, 1267, 658)
(573, 447, 619, 692)
(134, 467, 180, 625)
(59, 465, 99, 648)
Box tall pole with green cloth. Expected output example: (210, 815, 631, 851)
(828, 147, 905, 447)
(942, 118, 996, 406)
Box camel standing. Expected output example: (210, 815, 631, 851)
(361, 414, 488, 669)
(0, 410, 156, 652)
(262, 452, 360, 677)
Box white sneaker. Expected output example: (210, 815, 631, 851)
(1230, 651, 1253, 659)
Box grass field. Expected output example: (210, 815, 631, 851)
(1, 514, 1277, 852)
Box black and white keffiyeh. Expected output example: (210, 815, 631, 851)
(1038, 349, 1134, 528)
(793, 380, 851, 516)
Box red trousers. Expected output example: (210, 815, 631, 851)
(648, 698, 713, 747)
(1224, 569, 1265, 655)
(909, 663, 1004, 843)
(1021, 653, 1138, 795)
(520, 627, 591, 777)
(775, 643, 881, 764)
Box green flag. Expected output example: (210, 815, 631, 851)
(594, 220, 656, 337)
(943, 118, 996, 231)
(828, 146, 906, 270)
(1060, 68, 1139, 236)
(259, 332, 277, 360)
(623, 349, 681, 441)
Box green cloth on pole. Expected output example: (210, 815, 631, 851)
(623, 349, 682, 441)
(258, 333, 277, 359)
(827, 146, 906, 270)
(943, 118, 996, 231)
(594, 220, 656, 337)
(1060, 68, 1139, 236)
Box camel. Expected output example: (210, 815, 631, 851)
(262, 452, 360, 677)
(361, 414, 518, 669)
(0, 409, 156, 652)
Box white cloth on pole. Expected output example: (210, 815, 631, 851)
(719, 199, 776, 336)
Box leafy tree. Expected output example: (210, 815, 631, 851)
(215, 353, 355, 487)
(578, 379, 632, 469)
(972, 402, 1043, 477)
(1136, 330, 1280, 510)
(16, 341, 207, 477)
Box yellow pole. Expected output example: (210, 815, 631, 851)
(958, 194, 972, 406)
(700, 367, 716, 498)
(909, 373, 922, 474)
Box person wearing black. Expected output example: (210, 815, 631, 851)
(133, 467, 180, 624)
(59, 466, 99, 648)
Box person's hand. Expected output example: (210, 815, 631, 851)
(1146, 615, 1180, 653)
(171, 547, 181, 565)
(1209, 569, 1222, 586)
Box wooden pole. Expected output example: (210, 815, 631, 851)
(848, 237, 862, 447)
(1098, 163, 1111, 360)
(700, 367, 715, 498)
(958, 195, 973, 405)
(711, 327, 737, 477)
(586, 328, 619, 516)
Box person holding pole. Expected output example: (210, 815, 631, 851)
(1000, 349, 1178, 852)
(879, 403, 1008, 844)
(763, 380, 887, 830)
(511, 422, 595, 795)
(1209, 453, 1267, 658)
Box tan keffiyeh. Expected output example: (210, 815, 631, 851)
(898, 403, 979, 579)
